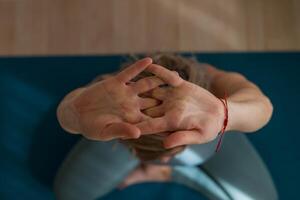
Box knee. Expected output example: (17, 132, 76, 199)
(53, 170, 74, 200)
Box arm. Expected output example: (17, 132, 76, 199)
(57, 88, 86, 134)
(137, 64, 274, 149)
(206, 65, 273, 132)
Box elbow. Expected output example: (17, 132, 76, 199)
(259, 95, 274, 127)
(56, 102, 69, 133)
(56, 100, 80, 134)
(244, 95, 274, 133)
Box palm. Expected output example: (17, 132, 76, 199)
(73, 58, 164, 141)
(137, 64, 224, 148)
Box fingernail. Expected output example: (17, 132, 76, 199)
(142, 57, 152, 63)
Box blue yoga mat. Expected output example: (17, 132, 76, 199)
(0, 52, 299, 199)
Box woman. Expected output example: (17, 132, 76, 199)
(55, 54, 277, 199)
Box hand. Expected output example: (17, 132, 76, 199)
(122, 132, 186, 161)
(137, 64, 225, 149)
(119, 164, 171, 189)
(71, 58, 164, 141)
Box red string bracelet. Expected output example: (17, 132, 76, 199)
(215, 93, 228, 152)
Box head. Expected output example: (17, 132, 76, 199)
(120, 53, 208, 162)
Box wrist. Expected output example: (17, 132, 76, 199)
(224, 99, 243, 132)
(218, 97, 229, 132)
(215, 95, 229, 152)
(224, 99, 234, 132)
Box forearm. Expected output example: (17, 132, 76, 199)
(226, 88, 273, 132)
(207, 66, 273, 132)
(57, 87, 86, 134)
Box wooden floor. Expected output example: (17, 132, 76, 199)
(0, 0, 299, 56)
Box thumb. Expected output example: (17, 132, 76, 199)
(102, 122, 141, 140)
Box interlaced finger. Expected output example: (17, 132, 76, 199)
(143, 105, 165, 118)
(136, 117, 169, 135)
(163, 130, 205, 149)
(132, 76, 165, 94)
(116, 57, 152, 83)
(139, 97, 161, 110)
(146, 64, 183, 87)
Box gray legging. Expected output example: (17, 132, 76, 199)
(54, 132, 278, 200)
